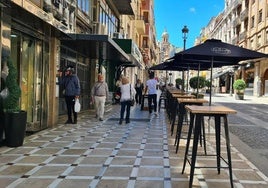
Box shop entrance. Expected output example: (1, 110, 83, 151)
(11, 31, 49, 132)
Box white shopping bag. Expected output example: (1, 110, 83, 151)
(74, 98, 81, 112)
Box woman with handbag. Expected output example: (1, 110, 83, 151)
(119, 76, 136, 125)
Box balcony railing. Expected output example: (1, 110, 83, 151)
(240, 8, 248, 20)
(232, 36, 238, 44)
(233, 0, 242, 8)
(135, 16, 145, 34)
(239, 31, 247, 41)
(233, 17, 241, 26)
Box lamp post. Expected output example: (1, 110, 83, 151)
(229, 69, 234, 96)
(182, 25, 189, 91)
(169, 72, 172, 85)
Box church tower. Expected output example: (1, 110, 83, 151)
(160, 29, 171, 62)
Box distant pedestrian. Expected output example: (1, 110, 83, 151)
(119, 76, 136, 125)
(91, 74, 109, 121)
(58, 66, 81, 124)
(135, 79, 144, 105)
(144, 72, 158, 115)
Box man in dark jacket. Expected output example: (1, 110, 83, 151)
(59, 66, 80, 124)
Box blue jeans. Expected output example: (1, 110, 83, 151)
(120, 101, 131, 120)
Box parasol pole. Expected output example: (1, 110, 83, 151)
(196, 63, 200, 98)
(209, 57, 214, 106)
(186, 66, 190, 92)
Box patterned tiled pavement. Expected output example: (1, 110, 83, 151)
(0, 103, 268, 188)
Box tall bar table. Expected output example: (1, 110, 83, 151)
(182, 105, 237, 188)
(174, 98, 208, 153)
(170, 94, 195, 135)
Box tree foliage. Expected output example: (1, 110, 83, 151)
(233, 79, 246, 93)
(175, 78, 183, 85)
(189, 76, 206, 90)
(3, 58, 21, 112)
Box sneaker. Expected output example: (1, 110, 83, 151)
(99, 118, 103, 121)
(154, 112, 158, 116)
(126, 119, 130, 124)
(119, 119, 123, 125)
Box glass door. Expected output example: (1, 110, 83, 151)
(21, 36, 35, 121)
(11, 31, 48, 131)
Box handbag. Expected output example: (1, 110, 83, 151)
(130, 84, 135, 106)
(74, 98, 81, 112)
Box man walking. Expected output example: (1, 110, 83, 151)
(144, 72, 158, 115)
(91, 74, 109, 121)
(59, 66, 80, 124)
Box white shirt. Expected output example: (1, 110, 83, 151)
(146, 79, 158, 95)
(120, 83, 136, 102)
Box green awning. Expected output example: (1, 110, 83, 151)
(113, 39, 144, 68)
(61, 34, 130, 62)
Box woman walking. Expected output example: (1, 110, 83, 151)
(135, 79, 144, 105)
(119, 77, 136, 125)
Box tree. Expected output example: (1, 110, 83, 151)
(233, 79, 246, 93)
(3, 58, 21, 113)
(189, 76, 206, 91)
(175, 78, 183, 89)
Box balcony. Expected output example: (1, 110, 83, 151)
(77, 9, 91, 26)
(240, 8, 248, 20)
(239, 31, 247, 41)
(232, 36, 238, 44)
(233, 17, 241, 26)
(135, 15, 145, 34)
(111, 0, 134, 15)
(233, 0, 242, 9)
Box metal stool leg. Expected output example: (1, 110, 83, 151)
(223, 115, 234, 188)
(215, 115, 221, 174)
(182, 113, 195, 174)
(188, 114, 202, 188)
(175, 113, 184, 153)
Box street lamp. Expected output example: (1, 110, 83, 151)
(169, 72, 172, 85)
(229, 69, 234, 96)
(182, 25, 189, 91)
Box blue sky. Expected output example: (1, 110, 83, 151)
(154, 0, 225, 49)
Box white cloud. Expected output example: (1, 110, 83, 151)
(189, 7, 196, 13)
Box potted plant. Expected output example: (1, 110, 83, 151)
(233, 79, 246, 100)
(189, 76, 206, 98)
(2, 58, 27, 147)
(175, 78, 183, 89)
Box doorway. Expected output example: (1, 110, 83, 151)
(11, 31, 49, 132)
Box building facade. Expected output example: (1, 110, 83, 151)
(156, 29, 182, 86)
(0, 0, 156, 132)
(198, 0, 268, 96)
